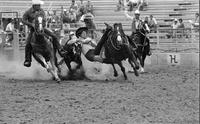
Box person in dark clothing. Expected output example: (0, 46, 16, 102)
(22, 0, 66, 67)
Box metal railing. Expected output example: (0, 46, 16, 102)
(0, 28, 199, 53)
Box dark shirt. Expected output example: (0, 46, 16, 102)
(22, 7, 45, 28)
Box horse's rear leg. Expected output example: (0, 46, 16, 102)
(111, 63, 118, 77)
(118, 62, 127, 80)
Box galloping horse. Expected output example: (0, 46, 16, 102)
(30, 14, 61, 82)
(58, 41, 82, 72)
(130, 22, 150, 73)
(103, 23, 139, 80)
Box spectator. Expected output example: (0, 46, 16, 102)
(144, 16, 149, 24)
(127, 0, 138, 11)
(80, 12, 96, 38)
(51, 10, 60, 24)
(148, 15, 157, 33)
(171, 18, 179, 37)
(68, 8, 77, 23)
(5, 18, 15, 46)
(62, 9, 71, 23)
(178, 18, 185, 29)
(77, 0, 86, 20)
(138, 0, 148, 11)
(85, 0, 94, 16)
(189, 12, 199, 29)
(69, 0, 78, 12)
(116, 0, 124, 11)
(177, 18, 185, 38)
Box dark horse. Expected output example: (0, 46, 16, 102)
(130, 22, 150, 73)
(103, 23, 139, 80)
(58, 40, 82, 72)
(30, 14, 61, 82)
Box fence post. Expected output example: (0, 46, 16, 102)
(0, 32, 6, 53)
(12, 30, 20, 61)
(156, 30, 160, 52)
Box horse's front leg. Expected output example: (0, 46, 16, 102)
(75, 56, 82, 70)
(125, 45, 139, 70)
(138, 55, 145, 73)
(111, 63, 118, 77)
(118, 61, 127, 80)
(64, 59, 72, 72)
(50, 57, 61, 83)
(140, 54, 147, 73)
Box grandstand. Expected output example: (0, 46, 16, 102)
(0, 0, 198, 28)
(0, 0, 199, 53)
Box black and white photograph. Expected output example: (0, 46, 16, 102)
(0, 0, 199, 123)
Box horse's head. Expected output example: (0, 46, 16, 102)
(113, 23, 126, 44)
(73, 42, 82, 57)
(111, 23, 128, 47)
(138, 22, 149, 35)
(105, 23, 128, 51)
(34, 14, 46, 34)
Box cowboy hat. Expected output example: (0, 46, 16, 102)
(32, 0, 44, 5)
(69, 31, 75, 36)
(134, 10, 140, 14)
(76, 27, 88, 37)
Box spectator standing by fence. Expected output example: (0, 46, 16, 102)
(148, 15, 157, 33)
(77, 0, 86, 20)
(177, 18, 185, 38)
(5, 18, 15, 46)
(68, 8, 77, 24)
(116, 0, 124, 11)
(126, 0, 138, 11)
(85, 0, 94, 16)
(80, 12, 96, 38)
(171, 18, 179, 38)
(189, 12, 199, 29)
(69, 0, 79, 12)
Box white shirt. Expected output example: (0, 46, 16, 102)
(149, 17, 157, 25)
(129, 0, 138, 4)
(67, 35, 77, 45)
(79, 37, 97, 55)
(6, 23, 15, 32)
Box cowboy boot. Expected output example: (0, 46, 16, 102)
(24, 44, 32, 67)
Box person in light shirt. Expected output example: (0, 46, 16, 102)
(5, 19, 15, 46)
(76, 26, 112, 63)
(6, 19, 15, 32)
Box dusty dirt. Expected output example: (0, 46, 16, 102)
(0, 56, 199, 124)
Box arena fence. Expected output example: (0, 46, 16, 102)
(0, 28, 199, 55)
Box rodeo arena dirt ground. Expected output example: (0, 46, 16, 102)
(0, 49, 199, 124)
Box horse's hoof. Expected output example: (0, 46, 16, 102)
(134, 69, 139, 76)
(124, 76, 128, 80)
(135, 65, 140, 70)
(56, 78, 61, 83)
(114, 73, 118, 77)
(47, 68, 51, 73)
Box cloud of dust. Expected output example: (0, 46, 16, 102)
(0, 54, 49, 80)
(81, 55, 112, 80)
